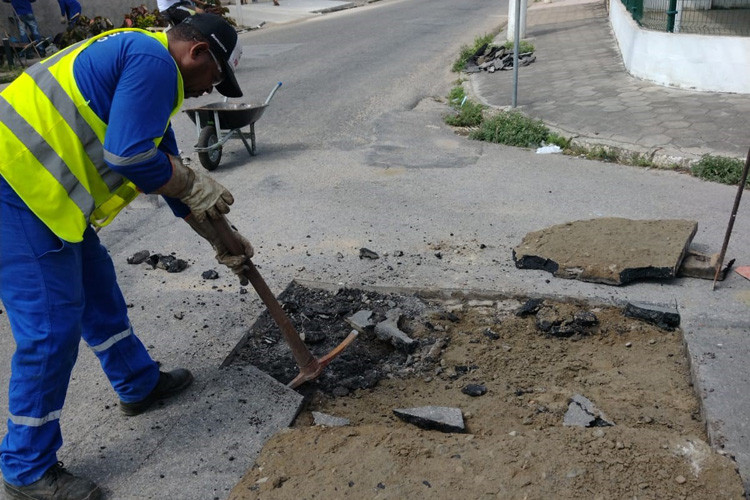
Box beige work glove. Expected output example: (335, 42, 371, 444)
(185, 215, 253, 285)
(157, 155, 234, 222)
(60, 15, 67, 24)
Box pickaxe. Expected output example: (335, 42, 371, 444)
(212, 216, 358, 388)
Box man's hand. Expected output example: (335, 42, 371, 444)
(184, 215, 253, 285)
(60, 15, 67, 24)
(157, 155, 234, 222)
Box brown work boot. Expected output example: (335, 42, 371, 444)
(3, 462, 102, 500)
(119, 368, 194, 416)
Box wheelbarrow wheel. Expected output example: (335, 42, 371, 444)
(197, 126, 222, 171)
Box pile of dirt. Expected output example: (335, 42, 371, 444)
(226, 284, 744, 499)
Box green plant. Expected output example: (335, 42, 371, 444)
(585, 146, 619, 162)
(626, 152, 654, 167)
(0, 67, 24, 84)
(122, 5, 167, 29)
(691, 154, 747, 186)
(453, 33, 496, 72)
(502, 40, 535, 54)
(469, 110, 548, 147)
(444, 100, 484, 127)
(448, 86, 467, 108)
(56, 15, 115, 48)
(546, 132, 571, 150)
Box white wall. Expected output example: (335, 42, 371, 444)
(610, 0, 750, 93)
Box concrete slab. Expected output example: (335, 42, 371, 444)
(63, 364, 303, 500)
(513, 218, 698, 285)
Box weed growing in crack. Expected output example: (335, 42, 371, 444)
(691, 154, 748, 187)
(469, 111, 548, 148)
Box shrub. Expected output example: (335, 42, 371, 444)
(502, 40, 535, 54)
(444, 100, 484, 127)
(469, 110, 548, 147)
(691, 155, 747, 186)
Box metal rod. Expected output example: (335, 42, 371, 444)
(512, 0, 521, 108)
(712, 147, 750, 290)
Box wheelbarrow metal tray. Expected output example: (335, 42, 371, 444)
(184, 102, 268, 131)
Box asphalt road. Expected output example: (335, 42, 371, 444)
(1, 0, 749, 495)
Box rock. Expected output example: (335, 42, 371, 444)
(484, 328, 500, 340)
(563, 394, 614, 427)
(678, 249, 733, 281)
(346, 310, 374, 334)
(374, 309, 416, 353)
(127, 250, 150, 265)
(516, 298, 544, 317)
(393, 406, 465, 433)
(624, 301, 680, 330)
(676, 475, 686, 484)
(311, 411, 350, 427)
(461, 384, 487, 397)
(201, 270, 219, 280)
(332, 386, 350, 397)
(359, 247, 379, 260)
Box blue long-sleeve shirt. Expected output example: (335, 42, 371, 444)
(3, 0, 35, 16)
(73, 30, 189, 217)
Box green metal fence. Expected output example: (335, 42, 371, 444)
(622, 0, 750, 35)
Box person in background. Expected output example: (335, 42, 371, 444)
(57, 0, 81, 30)
(3, 0, 42, 43)
(157, 0, 203, 25)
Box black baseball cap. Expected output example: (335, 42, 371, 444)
(182, 13, 243, 98)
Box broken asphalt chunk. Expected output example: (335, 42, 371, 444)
(202, 270, 219, 280)
(311, 411, 350, 427)
(516, 298, 544, 317)
(564, 394, 614, 428)
(624, 302, 680, 330)
(346, 310, 374, 334)
(127, 250, 150, 265)
(393, 406, 465, 433)
(359, 248, 379, 260)
(374, 309, 416, 353)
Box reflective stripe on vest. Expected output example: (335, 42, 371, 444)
(0, 29, 184, 242)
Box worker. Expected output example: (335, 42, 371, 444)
(57, 0, 82, 30)
(0, 13, 252, 500)
(3, 0, 42, 43)
(157, 0, 203, 25)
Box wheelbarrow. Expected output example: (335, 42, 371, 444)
(183, 82, 282, 171)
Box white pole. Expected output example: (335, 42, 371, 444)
(507, 0, 527, 41)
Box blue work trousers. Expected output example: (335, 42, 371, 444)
(0, 190, 160, 486)
(15, 14, 41, 43)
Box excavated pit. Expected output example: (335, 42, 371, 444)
(225, 282, 745, 499)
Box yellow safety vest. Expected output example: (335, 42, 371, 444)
(0, 29, 184, 243)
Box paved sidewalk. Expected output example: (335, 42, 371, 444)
(472, 0, 750, 163)
(225, 0, 360, 29)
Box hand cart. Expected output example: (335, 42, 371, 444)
(183, 82, 282, 171)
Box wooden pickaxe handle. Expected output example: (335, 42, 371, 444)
(212, 216, 318, 372)
(211, 216, 358, 388)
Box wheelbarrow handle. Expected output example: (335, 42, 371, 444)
(264, 82, 282, 106)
